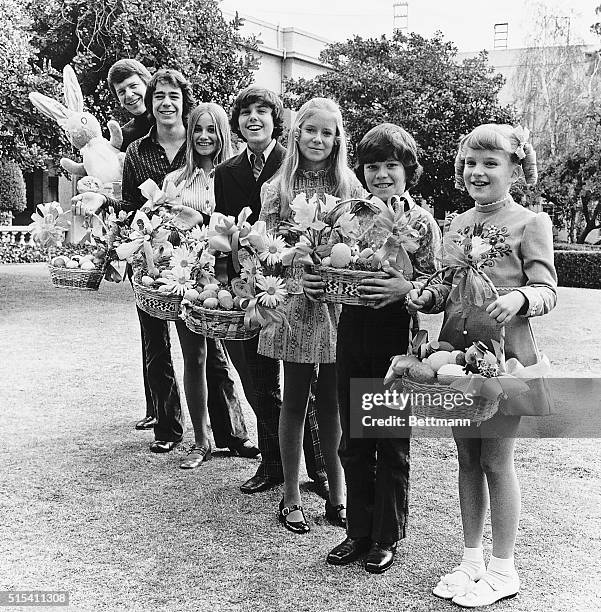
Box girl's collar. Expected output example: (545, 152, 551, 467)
(474, 194, 513, 213)
(297, 165, 332, 179)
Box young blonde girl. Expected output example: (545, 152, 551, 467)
(164, 103, 259, 468)
(259, 97, 364, 533)
(407, 124, 557, 607)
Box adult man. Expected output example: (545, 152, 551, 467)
(214, 85, 328, 495)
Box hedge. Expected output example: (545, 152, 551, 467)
(0, 243, 95, 265)
(554, 250, 601, 289)
(0, 160, 26, 212)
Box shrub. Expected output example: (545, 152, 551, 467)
(553, 242, 601, 251)
(554, 250, 601, 289)
(0, 160, 26, 212)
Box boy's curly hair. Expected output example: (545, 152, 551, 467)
(230, 86, 284, 141)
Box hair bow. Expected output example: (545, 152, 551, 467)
(513, 126, 530, 160)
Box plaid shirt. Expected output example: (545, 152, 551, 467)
(107, 127, 186, 213)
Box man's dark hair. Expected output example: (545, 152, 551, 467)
(144, 69, 196, 125)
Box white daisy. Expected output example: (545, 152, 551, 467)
(170, 246, 195, 269)
(255, 275, 287, 308)
(258, 233, 286, 266)
(240, 255, 262, 285)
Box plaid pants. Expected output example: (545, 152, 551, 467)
(227, 335, 327, 482)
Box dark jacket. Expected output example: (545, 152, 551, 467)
(120, 113, 153, 152)
(214, 142, 286, 223)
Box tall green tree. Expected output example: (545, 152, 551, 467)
(26, 0, 259, 127)
(284, 31, 514, 217)
(0, 0, 66, 171)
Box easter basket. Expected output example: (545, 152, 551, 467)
(48, 261, 106, 291)
(183, 304, 259, 341)
(132, 271, 183, 321)
(310, 265, 389, 305)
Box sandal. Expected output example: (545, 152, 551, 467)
(452, 572, 519, 608)
(278, 498, 310, 534)
(433, 564, 486, 599)
(180, 444, 212, 469)
(325, 499, 347, 529)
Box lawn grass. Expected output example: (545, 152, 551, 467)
(1, 264, 600, 612)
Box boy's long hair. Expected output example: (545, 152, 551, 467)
(355, 123, 423, 191)
(230, 86, 284, 140)
(175, 103, 234, 185)
(107, 59, 152, 99)
(273, 97, 355, 219)
(454, 124, 538, 188)
(144, 69, 196, 126)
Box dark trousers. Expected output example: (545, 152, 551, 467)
(137, 307, 183, 443)
(138, 307, 249, 446)
(337, 304, 411, 544)
(226, 335, 327, 482)
(206, 338, 249, 448)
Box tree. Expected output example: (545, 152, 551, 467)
(27, 0, 259, 128)
(0, 0, 68, 171)
(283, 31, 514, 218)
(537, 106, 601, 243)
(510, 3, 601, 159)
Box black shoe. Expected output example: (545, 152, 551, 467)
(135, 416, 157, 430)
(240, 474, 283, 494)
(312, 479, 330, 500)
(365, 542, 397, 574)
(180, 444, 212, 469)
(326, 537, 371, 566)
(229, 439, 261, 459)
(278, 498, 310, 534)
(325, 499, 347, 529)
(149, 440, 180, 453)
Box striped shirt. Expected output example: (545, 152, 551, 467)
(106, 127, 186, 213)
(164, 167, 216, 215)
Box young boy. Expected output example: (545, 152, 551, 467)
(304, 123, 441, 573)
(214, 86, 328, 496)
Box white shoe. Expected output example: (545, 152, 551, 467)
(452, 572, 520, 608)
(432, 564, 486, 599)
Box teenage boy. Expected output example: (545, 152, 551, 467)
(214, 86, 328, 495)
(75, 70, 258, 457)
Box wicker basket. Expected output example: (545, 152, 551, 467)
(183, 305, 259, 340)
(312, 265, 388, 305)
(48, 262, 105, 291)
(132, 273, 183, 321)
(400, 375, 500, 423)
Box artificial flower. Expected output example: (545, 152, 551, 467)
(28, 202, 71, 248)
(240, 255, 263, 286)
(170, 246, 195, 269)
(258, 233, 286, 266)
(289, 192, 318, 231)
(255, 275, 287, 307)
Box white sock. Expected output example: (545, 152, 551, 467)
(457, 546, 485, 579)
(487, 555, 519, 584)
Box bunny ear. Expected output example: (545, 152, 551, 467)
(63, 65, 84, 113)
(28, 92, 72, 129)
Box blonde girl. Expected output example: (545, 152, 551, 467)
(259, 97, 364, 533)
(407, 124, 557, 607)
(164, 103, 259, 468)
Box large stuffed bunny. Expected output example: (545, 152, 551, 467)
(29, 65, 125, 185)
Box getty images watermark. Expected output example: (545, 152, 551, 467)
(349, 377, 601, 438)
(360, 388, 475, 429)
